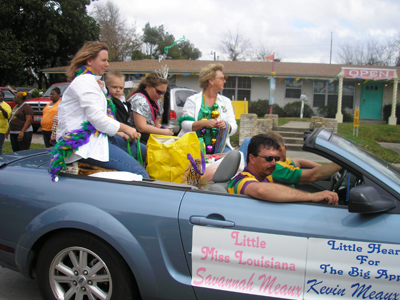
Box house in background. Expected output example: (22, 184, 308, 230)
(42, 60, 400, 124)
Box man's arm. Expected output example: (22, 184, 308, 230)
(244, 181, 338, 205)
(299, 162, 342, 184)
(292, 158, 320, 169)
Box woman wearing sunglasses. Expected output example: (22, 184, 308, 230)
(126, 73, 173, 144)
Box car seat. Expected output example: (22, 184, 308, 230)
(209, 150, 241, 193)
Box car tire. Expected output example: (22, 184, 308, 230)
(32, 126, 39, 133)
(37, 231, 139, 300)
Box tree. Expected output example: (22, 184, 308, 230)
(388, 33, 400, 66)
(218, 29, 252, 61)
(141, 22, 164, 58)
(137, 22, 201, 60)
(0, 0, 99, 87)
(91, 0, 141, 62)
(337, 37, 393, 66)
(252, 43, 281, 61)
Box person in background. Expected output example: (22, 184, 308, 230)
(126, 72, 173, 144)
(178, 63, 237, 154)
(0, 91, 12, 155)
(5, 92, 34, 152)
(49, 41, 148, 181)
(228, 134, 338, 204)
(41, 87, 61, 147)
(50, 114, 58, 146)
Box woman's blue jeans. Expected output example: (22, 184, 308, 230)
(80, 135, 149, 178)
(238, 137, 251, 166)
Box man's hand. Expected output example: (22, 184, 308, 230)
(310, 190, 339, 205)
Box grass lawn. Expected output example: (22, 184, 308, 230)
(338, 123, 400, 163)
(2, 141, 45, 154)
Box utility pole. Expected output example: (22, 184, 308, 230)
(210, 51, 216, 61)
(330, 32, 333, 64)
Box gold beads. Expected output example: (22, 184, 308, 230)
(211, 110, 220, 119)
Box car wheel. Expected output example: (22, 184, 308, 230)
(37, 231, 138, 300)
(32, 126, 39, 133)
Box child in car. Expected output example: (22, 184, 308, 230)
(104, 71, 146, 161)
(105, 71, 131, 125)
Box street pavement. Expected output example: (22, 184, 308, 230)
(0, 268, 42, 300)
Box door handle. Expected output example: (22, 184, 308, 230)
(190, 216, 235, 227)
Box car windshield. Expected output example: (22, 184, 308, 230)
(330, 134, 400, 185)
(43, 84, 69, 97)
(2, 89, 15, 101)
(175, 90, 196, 107)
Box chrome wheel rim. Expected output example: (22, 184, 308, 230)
(48, 246, 112, 300)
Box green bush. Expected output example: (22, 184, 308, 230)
(383, 104, 400, 124)
(317, 105, 353, 122)
(248, 99, 270, 117)
(283, 101, 314, 118)
(31, 89, 46, 98)
(272, 104, 286, 117)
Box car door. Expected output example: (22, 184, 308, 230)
(178, 189, 400, 300)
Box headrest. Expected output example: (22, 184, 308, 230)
(212, 150, 241, 183)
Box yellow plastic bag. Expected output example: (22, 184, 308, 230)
(146, 132, 204, 185)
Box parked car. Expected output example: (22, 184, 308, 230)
(0, 87, 16, 109)
(0, 128, 399, 300)
(25, 83, 69, 132)
(161, 85, 197, 134)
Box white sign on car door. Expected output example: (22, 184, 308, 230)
(191, 226, 308, 299)
(192, 226, 400, 300)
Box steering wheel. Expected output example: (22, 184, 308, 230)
(331, 169, 348, 193)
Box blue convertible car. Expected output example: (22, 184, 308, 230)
(0, 128, 399, 300)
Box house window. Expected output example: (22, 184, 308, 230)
(222, 77, 251, 100)
(285, 79, 302, 98)
(313, 80, 354, 109)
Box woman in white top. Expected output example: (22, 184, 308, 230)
(50, 41, 148, 181)
(178, 63, 237, 154)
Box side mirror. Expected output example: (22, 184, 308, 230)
(348, 185, 396, 214)
(39, 92, 43, 97)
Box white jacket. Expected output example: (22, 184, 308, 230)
(178, 92, 237, 150)
(57, 74, 120, 163)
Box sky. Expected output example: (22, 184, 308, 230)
(88, 0, 400, 64)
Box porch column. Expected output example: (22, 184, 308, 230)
(388, 75, 398, 125)
(335, 73, 344, 123)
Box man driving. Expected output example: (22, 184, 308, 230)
(228, 134, 338, 204)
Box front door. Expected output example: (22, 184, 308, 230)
(360, 82, 383, 120)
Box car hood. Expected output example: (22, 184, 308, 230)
(26, 96, 51, 103)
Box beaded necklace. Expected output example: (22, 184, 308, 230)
(198, 92, 220, 154)
(106, 94, 117, 119)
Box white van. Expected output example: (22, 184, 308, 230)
(161, 86, 197, 134)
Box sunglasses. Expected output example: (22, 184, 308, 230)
(154, 86, 166, 95)
(255, 155, 281, 162)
